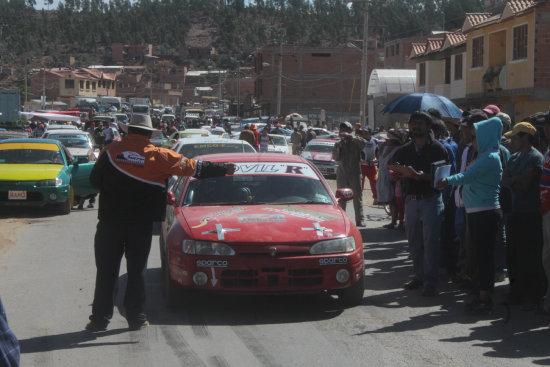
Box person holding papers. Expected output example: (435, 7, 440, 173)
(437, 117, 504, 315)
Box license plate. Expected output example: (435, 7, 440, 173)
(8, 191, 27, 200)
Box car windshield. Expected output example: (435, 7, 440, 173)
(210, 130, 225, 136)
(0, 144, 64, 164)
(178, 143, 254, 158)
(182, 163, 333, 206)
(48, 134, 90, 148)
(150, 131, 165, 141)
(305, 143, 334, 153)
(181, 132, 208, 138)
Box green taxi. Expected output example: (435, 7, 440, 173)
(0, 139, 97, 214)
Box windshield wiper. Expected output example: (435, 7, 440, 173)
(185, 201, 267, 207)
(275, 200, 330, 205)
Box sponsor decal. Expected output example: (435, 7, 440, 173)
(196, 259, 228, 268)
(318, 257, 348, 266)
(192, 206, 245, 228)
(237, 214, 286, 223)
(312, 153, 332, 162)
(265, 206, 337, 222)
(233, 162, 319, 179)
(115, 151, 146, 166)
(310, 142, 336, 147)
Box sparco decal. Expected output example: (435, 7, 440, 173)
(318, 257, 348, 266)
(196, 260, 228, 267)
(115, 151, 146, 166)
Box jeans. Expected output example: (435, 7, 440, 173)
(405, 193, 444, 287)
(90, 220, 153, 325)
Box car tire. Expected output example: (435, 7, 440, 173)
(57, 199, 71, 215)
(338, 270, 365, 306)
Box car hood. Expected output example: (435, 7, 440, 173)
(0, 164, 63, 181)
(181, 204, 349, 243)
(310, 151, 333, 161)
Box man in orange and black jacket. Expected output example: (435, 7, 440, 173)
(86, 114, 235, 332)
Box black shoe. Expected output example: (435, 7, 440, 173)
(382, 223, 396, 229)
(421, 285, 438, 297)
(85, 321, 108, 332)
(404, 278, 423, 290)
(465, 298, 493, 315)
(87, 203, 94, 208)
(356, 221, 366, 227)
(128, 319, 149, 331)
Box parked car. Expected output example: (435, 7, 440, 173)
(41, 130, 96, 162)
(162, 129, 211, 148)
(150, 131, 167, 147)
(0, 139, 97, 214)
(0, 131, 29, 141)
(170, 137, 255, 158)
(301, 139, 338, 177)
(160, 153, 364, 306)
(267, 134, 291, 154)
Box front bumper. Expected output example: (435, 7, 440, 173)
(168, 251, 364, 293)
(0, 181, 69, 206)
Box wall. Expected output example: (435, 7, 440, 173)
(534, 1, 550, 90)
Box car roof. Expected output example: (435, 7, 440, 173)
(194, 152, 307, 163)
(44, 130, 89, 135)
(0, 138, 61, 146)
(179, 137, 248, 144)
(309, 139, 336, 144)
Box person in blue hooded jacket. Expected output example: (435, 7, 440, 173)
(437, 117, 503, 315)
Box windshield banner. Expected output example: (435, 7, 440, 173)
(233, 162, 318, 179)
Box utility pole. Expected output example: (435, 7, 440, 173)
(24, 58, 28, 103)
(42, 67, 46, 109)
(276, 42, 283, 116)
(218, 70, 222, 107)
(237, 67, 240, 117)
(360, 0, 368, 126)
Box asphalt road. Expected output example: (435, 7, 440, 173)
(0, 183, 549, 366)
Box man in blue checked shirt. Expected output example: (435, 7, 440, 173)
(0, 297, 19, 367)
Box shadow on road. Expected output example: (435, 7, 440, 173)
(19, 329, 133, 354)
(0, 206, 61, 219)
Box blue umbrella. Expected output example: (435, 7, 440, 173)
(381, 93, 462, 118)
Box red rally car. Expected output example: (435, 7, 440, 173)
(160, 153, 365, 306)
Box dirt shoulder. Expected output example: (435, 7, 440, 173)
(0, 218, 26, 259)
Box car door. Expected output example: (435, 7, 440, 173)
(60, 145, 97, 197)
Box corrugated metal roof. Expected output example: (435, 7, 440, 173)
(367, 69, 417, 97)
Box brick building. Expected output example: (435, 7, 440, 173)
(254, 44, 378, 124)
(384, 36, 426, 69)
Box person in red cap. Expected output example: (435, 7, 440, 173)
(482, 105, 500, 118)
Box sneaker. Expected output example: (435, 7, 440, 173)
(421, 285, 438, 297)
(87, 203, 94, 208)
(382, 223, 396, 229)
(356, 221, 366, 227)
(85, 321, 108, 332)
(128, 319, 149, 331)
(404, 278, 423, 290)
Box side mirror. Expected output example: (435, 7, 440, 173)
(167, 191, 176, 206)
(335, 188, 354, 203)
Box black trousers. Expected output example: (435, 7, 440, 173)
(468, 209, 502, 292)
(507, 212, 546, 303)
(90, 220, 153, 325)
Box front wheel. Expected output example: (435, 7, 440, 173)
(338, 270, 365, 306)
(57, 199, 71, 215)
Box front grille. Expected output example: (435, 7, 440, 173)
(219, 267, 324, 289)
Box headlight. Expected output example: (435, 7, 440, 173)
(36, 178, 63, 187)
(182, 240, 235, 256)
(301, 151, 312, 160)
(310, 236, 356, 255)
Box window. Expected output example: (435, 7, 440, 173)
(454, 54, 463, 80)
(64, 79, 75, 89)
(419, 63, 426, 86)
(513, 24, 528, 60)
(395, 44, 399, 55)
(386, 47, 389, 57)
(444, 57, 451, 84)
(79, 80, 84, 89)
(472, 36, 484, 68)
(86, 81, 90, 89)
(92, 82, 96, 91)
(390, 45, 395, 56)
